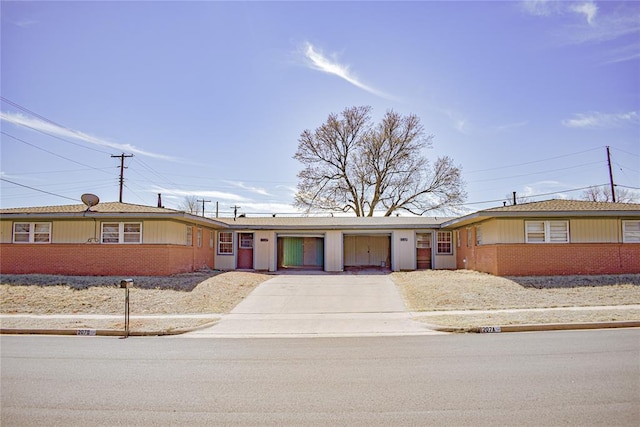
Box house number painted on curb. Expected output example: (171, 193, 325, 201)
(77, 329, 96, 336)
(479, 326, 501, 333)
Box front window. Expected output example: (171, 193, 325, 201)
(101, 222, 142, 244)
(13, 222, 51, 243)
(436, 231, 452, 254)
(186, 226, 193, 246)
(218, 231, 233, 254)
(476, 226, 482, 245)
(197, 228, 202, 248)
(623, 221, 640, 243)
(525, 221, 569, 243)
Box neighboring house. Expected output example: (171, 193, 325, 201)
(0, 202, 226, 276)
(442, 199, 640, 276)
(1, 199, 638, 276)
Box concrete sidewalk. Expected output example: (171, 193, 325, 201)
(182, 274, 446, 338)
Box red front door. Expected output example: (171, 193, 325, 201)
(237, 233, 253, 269)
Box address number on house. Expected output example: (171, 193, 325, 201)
(77, 329, 97, 336)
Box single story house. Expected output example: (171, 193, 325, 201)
(443, 199, 640, 276)
(1, 199, 638, 276)
(0, 202, 226, 276)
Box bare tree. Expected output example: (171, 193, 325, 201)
(178, 195, 202, 215)
(293, 106, 466, 216)
(581, 186, 639, 203)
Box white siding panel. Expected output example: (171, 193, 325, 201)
(253, 231, 273, 270)
(392, 230, 415, 271)
(324, 231, 343, 272)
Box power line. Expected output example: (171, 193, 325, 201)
(1, 97, 111, 155)
(2, 131, 114, 174)
(465, 146, 603, 174)
(0, 178, 80, 202)
(469, 161, 604, 184)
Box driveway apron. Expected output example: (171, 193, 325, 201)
(185, 274, 445, 337)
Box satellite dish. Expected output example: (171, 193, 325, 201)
(81, 193, 100, 208)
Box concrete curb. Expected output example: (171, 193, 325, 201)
(1, 320, 638, 337)
(430, 320, 640, 334)
(0, 320, 218, 337)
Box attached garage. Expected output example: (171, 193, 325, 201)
(343, 235, 391, 268)
(277, 236, 324, 270)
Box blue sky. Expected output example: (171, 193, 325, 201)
(1, 0, 638, 217)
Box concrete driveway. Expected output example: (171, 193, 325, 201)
(185, 273, 445, 338)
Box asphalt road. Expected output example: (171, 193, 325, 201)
(2, 330, 638, 426)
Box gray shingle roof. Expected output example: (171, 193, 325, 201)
(442, 199, 640, 228)
(483, 199, 640, 212)
(0, 201, 181, 214)
(216, 215, 451, 230)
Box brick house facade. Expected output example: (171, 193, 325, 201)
(445, 200, 640, 276)
(1, 199, 639, 276)
(0, 202, 225, 276)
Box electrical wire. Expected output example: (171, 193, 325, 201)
(1, 97, 112, 155)
(0, 178, 80, 202)
(464, 146, 603, 174)
(2, 132, 114, 174)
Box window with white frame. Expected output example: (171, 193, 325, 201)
(13, 222, 51, 243)
(476, 226, 482, 245)
(623, 220, 640, 243)
(436, 231, 452, 254)
(218, 231, 233, 254)
(197, 228, 202, 248)
(240, 233, 253, 249)
(525, 220, 569, 243)
(101, 222, 142, 244)
(186, 226, 193, 246)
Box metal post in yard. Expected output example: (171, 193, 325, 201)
(120, 279, 133, 338)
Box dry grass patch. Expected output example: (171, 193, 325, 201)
(1, 271, 270, 315)
(392, 270, 640, 311)
(0, 317, 215, 332)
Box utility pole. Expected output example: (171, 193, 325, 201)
(231, 205, 241, 220)
(111, 153, 134, 203)
(606, 146, 616, 202)
(197, 199, 211, 217)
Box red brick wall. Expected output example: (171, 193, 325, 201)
(0, 243, 215, 276)
(463, 243, 640, 276)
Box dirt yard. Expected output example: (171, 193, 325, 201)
(392, 270, 640, 328)
(1, 270, 639, 331)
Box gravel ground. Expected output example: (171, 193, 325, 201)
(1, 270, 639, 332)
(391, 270, 640, 328)
(391, 270, 640, 311)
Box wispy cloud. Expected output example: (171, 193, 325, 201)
(522, 0, 598, 25)
(1, 112, 178, 161)
(14, 20, 39, 28)
(300, 41, 395, 100)
(561, 111, 639, 129)
(570, 2, 598, 25)
(521, 1, 639, 63)
(223, 180, 270, 196)
(153, 186, 246, 202)
(495, 121, 529, 132)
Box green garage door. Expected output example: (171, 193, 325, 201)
(278, 237, 324, 269)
